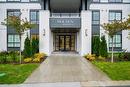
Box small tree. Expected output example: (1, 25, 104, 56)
(23, 35, 31, 58)
(101, 19, 130, 62)
(1, 15, 34, 64)
(92, 36, 100, 56)
(99, 35, 108, 57)
(31, 37, 39, 55)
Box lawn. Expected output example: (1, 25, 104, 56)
(92, 61, 130, 80)
(0, 64, 39, 84)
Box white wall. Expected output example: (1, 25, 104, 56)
(0, 3, 41, 51)
(90, 3, 130, 52)
(80, 10, 92, 56)
(39, 10, 51, 56)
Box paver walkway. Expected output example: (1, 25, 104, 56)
(25, 53, 110, 83)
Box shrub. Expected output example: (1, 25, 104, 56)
(24, 58, 32, 63)
(33, 58, 41, 63)
(92, 36, 100, 56)
(99, 35, 108, 57)
(98, 56, 105, 61)
(0, 51, 8, 63)
(31, 38, 39, 55)
(84, 54, 96, 61)
(124, 52, 130, 61)
(34, 53, 46, 59)
(23, 36, 31, 58)
(9, 51, 17, 62)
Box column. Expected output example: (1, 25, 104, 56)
(80, 10, 92, 56)
(39, 10, 51, 55)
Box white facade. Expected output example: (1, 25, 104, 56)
(0, 0, 130, 56)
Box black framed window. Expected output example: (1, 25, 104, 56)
(92, 10, 100, 35)
(109, 0, 122, 3)
(30, 10, 39, 24)
(108, 10, 122, 51)
(8, 35, 20, 47)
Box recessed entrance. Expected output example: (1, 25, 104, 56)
(54, 33, 76, 51)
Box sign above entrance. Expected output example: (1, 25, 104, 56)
(50, 18, 81, 28)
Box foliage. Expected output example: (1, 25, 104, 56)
(31, 38, 39, 55)
(23, 36, 31, 58)
(98, 56, 105, 61)
(101, 19, 130, 62)
(1, 15, 35, 64)
(0, 64, 39, 84)
(99, 35, 108, 57)
(33, 58, 41, 63)
(124, 52, 130, 61)
(24, 58, 32, 63)
(84, 54, 96, 61)
(92, 36, 100, 56)
(0, 51, 8, 63)
(92, 61, 130, 80)
(8, 51, 18, 62)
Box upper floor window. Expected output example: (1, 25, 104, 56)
(7, 10, 21, 17)
(109, 0, 122, 3)
(92, 0, 100, 2)
(30, 10, 39, 24)
(7, 0, 20, 2)
(109, 11, 122, 22)
(92, 11, 100, 25)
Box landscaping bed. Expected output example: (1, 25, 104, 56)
(92, 61, 130, 80)
(0, 64, 39, 84)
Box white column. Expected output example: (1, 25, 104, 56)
(80, 10, 92, 56)
(0, 9, 7, 51)
(39, 10, 51, 55)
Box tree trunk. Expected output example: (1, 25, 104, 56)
(19, 35, 22, 64)
(111, 37, 114, 63)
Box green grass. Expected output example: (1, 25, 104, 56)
(0, 64, 39, 84)
(92, 61, 130, 80)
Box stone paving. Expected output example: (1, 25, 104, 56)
(1, 53, 130, 87)
(25, 53, 110, 83)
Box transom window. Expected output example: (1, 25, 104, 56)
(8, 35, 20, 47)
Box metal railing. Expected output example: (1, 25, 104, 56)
(50, 13, 80, 18)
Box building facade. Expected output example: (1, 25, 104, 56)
(0, 0, 130, 56)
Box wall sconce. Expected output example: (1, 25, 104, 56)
(85, 29, 87, 36)
(43, 29, 45, 36)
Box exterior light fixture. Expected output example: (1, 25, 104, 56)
(85, 29, 87, 36)
(43, 29, 45, 36)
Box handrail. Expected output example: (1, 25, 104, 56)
(50, 13, 80, 18)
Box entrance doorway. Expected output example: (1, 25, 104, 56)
(54, 34, 76, 51)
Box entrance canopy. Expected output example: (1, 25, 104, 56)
(50, 0, 81, 13)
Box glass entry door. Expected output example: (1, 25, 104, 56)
(55, 35, 75, 51)
(59, 35, 71, 51)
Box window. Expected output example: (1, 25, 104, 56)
(109, 0, 122, 3)
(30, 10, 39, 37)
(92, 11, 100, 35)
(7, 0, 20, 2)
(109, 11, 122, 22)
(8, 35, 20, 47)
(109, 35, 122, 48)
(30, 10, 39, 24)
(108, 11, 122, 51)
(92, 0, 100, 2)
(7, 10, 21, 17)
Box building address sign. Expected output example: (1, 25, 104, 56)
(50, 18, 81, 28)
